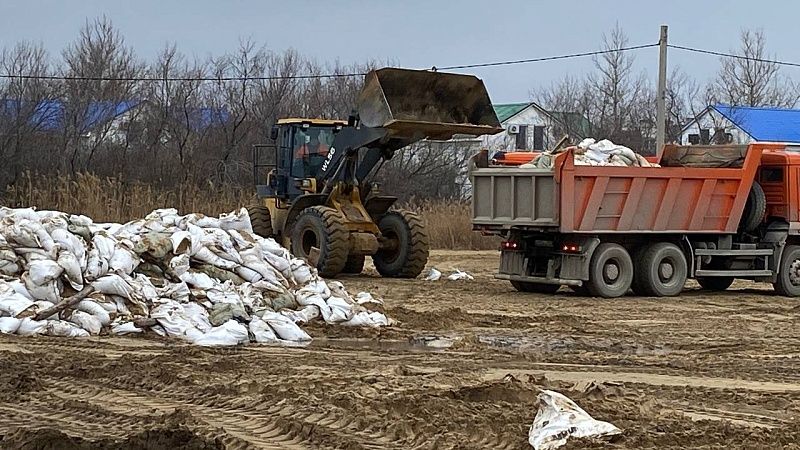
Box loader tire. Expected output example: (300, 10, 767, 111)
(373, 210, 429, 278)
(248, 205, 273, 238)
(342, 254, 366, 274)
(773, 245, 800, 297)
(291, 206, 349, 278)
(739, 182, 766, 233)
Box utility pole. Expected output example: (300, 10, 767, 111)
(655, 25, 668, 153)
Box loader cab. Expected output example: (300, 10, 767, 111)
(255, 118, 346, 200)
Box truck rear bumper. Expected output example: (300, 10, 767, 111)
(495, 273, 582, 287)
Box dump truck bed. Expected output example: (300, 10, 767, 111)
(472, 143, 781, 234)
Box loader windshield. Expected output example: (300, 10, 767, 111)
(291, 126, 336, 178)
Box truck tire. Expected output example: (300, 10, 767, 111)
(373, 210, 429, 278)
(773, 244, 800, 296)
(586, 243, 633, 298)
(291, 206, 349, 278)
(696, 276, 734, 291)
(739, 182, 766, 233)
(510, 280, 560, 294)
(248, 205, 273, 238)
(342, 254, 366, 274)
(633, 242, 687, 297)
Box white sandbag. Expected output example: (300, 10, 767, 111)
(7, 280, 34, 300)
(193, 319, 249, 347)
(193, 247, 239, 271)
(169, 254, 190, 276)
(27, 259, 64, 285)
(109, 242, 139, 274)
(182, 302, 212, 332)
(325, 296, 355, 323)
(50, 228, 86, 267)
(219, 207, 253, 232)
(290, 259, 314, 285)
(5, 219, 41, 248)
(424, 267, 442, 281)
(91, 233, 117, 261)
(280, 304, 321, 324)
(91, 274, 134, 299)
(57, 249, 83, 290)
(68, 310, 102, 335)
(355, 292, 382, 305)
(17, 317, 48, 336)
(76, 300, 111, 326)
(150, 301, 201, 341)
(45, 320, 90, 337)
(32, 300, 57, 320)
(22, 273, 60, 303)
(0, 290, 34, 317)
(261, 311, 312, 342)
(342, 311, 392, 327)
(179, 270, 216, 290)
(110, 320, 141, 335)
(84, 247, 109, 281)
(248, 316, 279, 343)
(0, 317, 21, 333)
(170, 230, 192, 255)
(529, 390, 621, 450)
(447, 270, 474, 281)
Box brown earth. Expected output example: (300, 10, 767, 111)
(1, 250, 800, 449)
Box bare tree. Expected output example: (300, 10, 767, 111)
(712, 29, 799, 107)
(60, 16, 144, 172)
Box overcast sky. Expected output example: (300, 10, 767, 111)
(2, 0, 798, 103)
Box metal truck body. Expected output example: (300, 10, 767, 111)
(471, 142, 800, 297)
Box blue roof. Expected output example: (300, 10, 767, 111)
(714, 104, 800, 143)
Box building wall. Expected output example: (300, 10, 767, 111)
(680, 109, 753, 145)
(481, 106, 557, 151)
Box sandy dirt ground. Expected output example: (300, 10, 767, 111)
(2, 249, 800, 449)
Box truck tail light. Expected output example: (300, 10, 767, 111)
(561, 243, 581, 253)
(501, 241, 520, 251)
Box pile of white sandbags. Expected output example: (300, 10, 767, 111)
(524, 138, 659, 169)
(0, 207, 391, 346)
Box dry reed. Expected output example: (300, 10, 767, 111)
(4, 173, 498, 250)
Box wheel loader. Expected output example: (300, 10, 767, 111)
(249, 68, 502, 277)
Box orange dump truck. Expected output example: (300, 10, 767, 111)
(470, 143, 800, 297)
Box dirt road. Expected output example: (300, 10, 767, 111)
(2, 250, 800, 449)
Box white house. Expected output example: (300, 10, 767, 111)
(680, 104, 800, 145)
(482, 102, 555, 151)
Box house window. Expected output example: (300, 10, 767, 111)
(700, 128, 710, 144)
(515, 125, 528, 150)
(688, 134, 700, 145)
(533, 126, 545, 151)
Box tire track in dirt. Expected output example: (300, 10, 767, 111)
(45, 376, 400, 449)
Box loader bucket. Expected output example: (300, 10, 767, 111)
(357, 68, 503, 140)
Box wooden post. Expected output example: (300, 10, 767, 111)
(655, 25, 669, 155)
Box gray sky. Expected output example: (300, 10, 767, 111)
(1, 0, 798, 103)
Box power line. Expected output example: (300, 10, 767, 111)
(0, 43, 660, 82)
(435, 43, 659, 71)
(668, 43, 800, 68)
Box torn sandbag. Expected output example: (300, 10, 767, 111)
(528, 389, 621, 450)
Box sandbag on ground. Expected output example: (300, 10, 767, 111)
(0, 206, 392, 346)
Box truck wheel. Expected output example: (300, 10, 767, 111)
(696, 276, 734, 291)
(510, 280, 560, 294)
(373, 210, 429, 278)
(633, 243, 687, 297)
(773, 245, 800, 296)
(342, 254, 366, 274)
(248, 205, 273, 238)
(739, 182, 766, 233)
(587, 243, 633, 298)
(291, 206, 348, 278)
